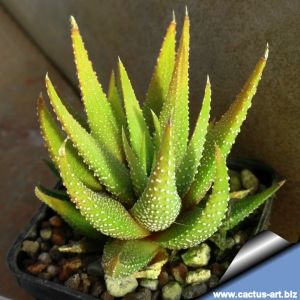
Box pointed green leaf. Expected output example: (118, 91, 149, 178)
(122, 129, 148, 197)
(37, 185, 69, 201)
(131, 122, 181, 232)
(46, 76, 133, 204)
(108, 70, 127, 129)
(102, 239, 160, 278)
(185, 46, 269, 208)
(143, 18, 176, 128)
(227, 180, 285, 230)
(118, 59, 154, 172)
(57, 144, 149, 239)
(159, 15, 190, 166)
(35, 186, 103, 240)
(70, 17, 123, 161)
(37, 95, 102, 191)
(176, 77, 211, 196)
(155, 147, 229, 249)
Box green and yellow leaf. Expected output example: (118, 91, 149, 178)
(227, 180, 285, 230)
(176, 76, 211, 196)
(108, 70, 127, 129)
(122, 129, 148, 197)
(46, 76, 133, 204)
(37, 95, 102, 191)
(159, 14, 189, 166)
(71, 17, 123, 162)
(143, 17, 176, 128)
(185, 46, 269, 208)
(35, 186, 103, 240)
(155, 147, 229, 249)
(131, 121, 181, 232)
(118, 59, 154, 172)
(102, 239, 160, 278)
(57, 143, 149, 240)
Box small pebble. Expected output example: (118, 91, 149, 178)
(40, 241, 51, 252)
(186, 268, 211, 285)
(27, 262, 47, 275)
(64, 273, 81, 290)
(51, 229, 66, 246)
(158, 271, 169, 287)
(162, 281, 182, 300)
(152, 291, 160, 300)
(64, 257, 83, 271)
(181, 243, 211, 267)
(241, 169, 259, 193)
(171, 263, 188, 284)
(139, 278, 159, 291)
(91, 281, 105, 297)
(87, 259, 104, 277)
(101, 291, 114, 300)
(38, 252, 52, 265)
(49, 215, 63, 227)
(81, 273, 91, 293)
(208, 275, 219, 288)
(105, 275, 138, 297)
(49, 245, 63, 261)
(46, 264, 60, 278)
(182, 283, 207, 299)
(210, 263, 224, 277)
(40, 228, 52, 240)
(21, 240, 40, 258)
(123, 287, 151, 300)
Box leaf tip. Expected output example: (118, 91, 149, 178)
(70, 16, 79, 31)
(264, 43, 269, 60)
(172, 10, 176, 23)
(206, 74, 211, 86)
(185, 5, 189, 17)
(278, 179, 286, 188)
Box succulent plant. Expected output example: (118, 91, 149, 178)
(35, 11, 284, 279)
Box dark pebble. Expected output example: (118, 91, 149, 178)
(87, 259, 104, 277)
(123, 287, 151, 300)
(40, 241, 51, 252)
(210, 263, 224, 277)
(152, 291, 160, 300)
(182, 283, 207, 299)
(51, 229, 66, 246)
(91, 281, 105, 297)
(101, 291, 114, 300)
(49, 215, 63, 227)
(158, 271, 169, 287)
(49, 245, 63, 261)
(208, 275, 219, 289)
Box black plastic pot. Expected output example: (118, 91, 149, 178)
(7, 158, 280, 300)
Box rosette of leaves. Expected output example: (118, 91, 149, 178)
(35, 11, 284, 279)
